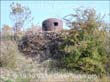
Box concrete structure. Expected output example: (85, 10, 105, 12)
(42, 18, 63, 31)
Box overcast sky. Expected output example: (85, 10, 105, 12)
(1, 1, 110, 29)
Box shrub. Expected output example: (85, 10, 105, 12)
(59, 28, 107, 75)
(18, 32, 64, 62)
(59, 8, 107, 75)
(105, 32, 110, 74)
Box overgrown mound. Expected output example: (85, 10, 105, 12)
(18, 29, 107, 75)
(18, 32, 64, 62)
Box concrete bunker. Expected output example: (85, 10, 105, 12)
(42, 18, 63, 31)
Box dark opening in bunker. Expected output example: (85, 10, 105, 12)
(54, 22, 58, 26)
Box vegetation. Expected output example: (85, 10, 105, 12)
(105, 31, 110, 74)
(0, 2, 110, 82)
(58, 8, 108, 75)
(10, 2, 33, 32)
(0, 41, 18, 69)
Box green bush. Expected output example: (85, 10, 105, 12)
(59, 29, 106, 75)
(58, 8, 108, 75)
(105, 32, 110, 74)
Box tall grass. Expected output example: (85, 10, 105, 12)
(0, 41, 18, 69)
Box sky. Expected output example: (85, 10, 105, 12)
(1, 1, 110, 29)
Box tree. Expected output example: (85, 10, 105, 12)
(10, 2, 33, 33)
(59, 8, 107, 75)
(63, 7, 104, 31)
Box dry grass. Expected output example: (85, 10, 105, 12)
(0, 40, 110, 82)
(1, 67, 110, 82)
(0, 41, 18, 69)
